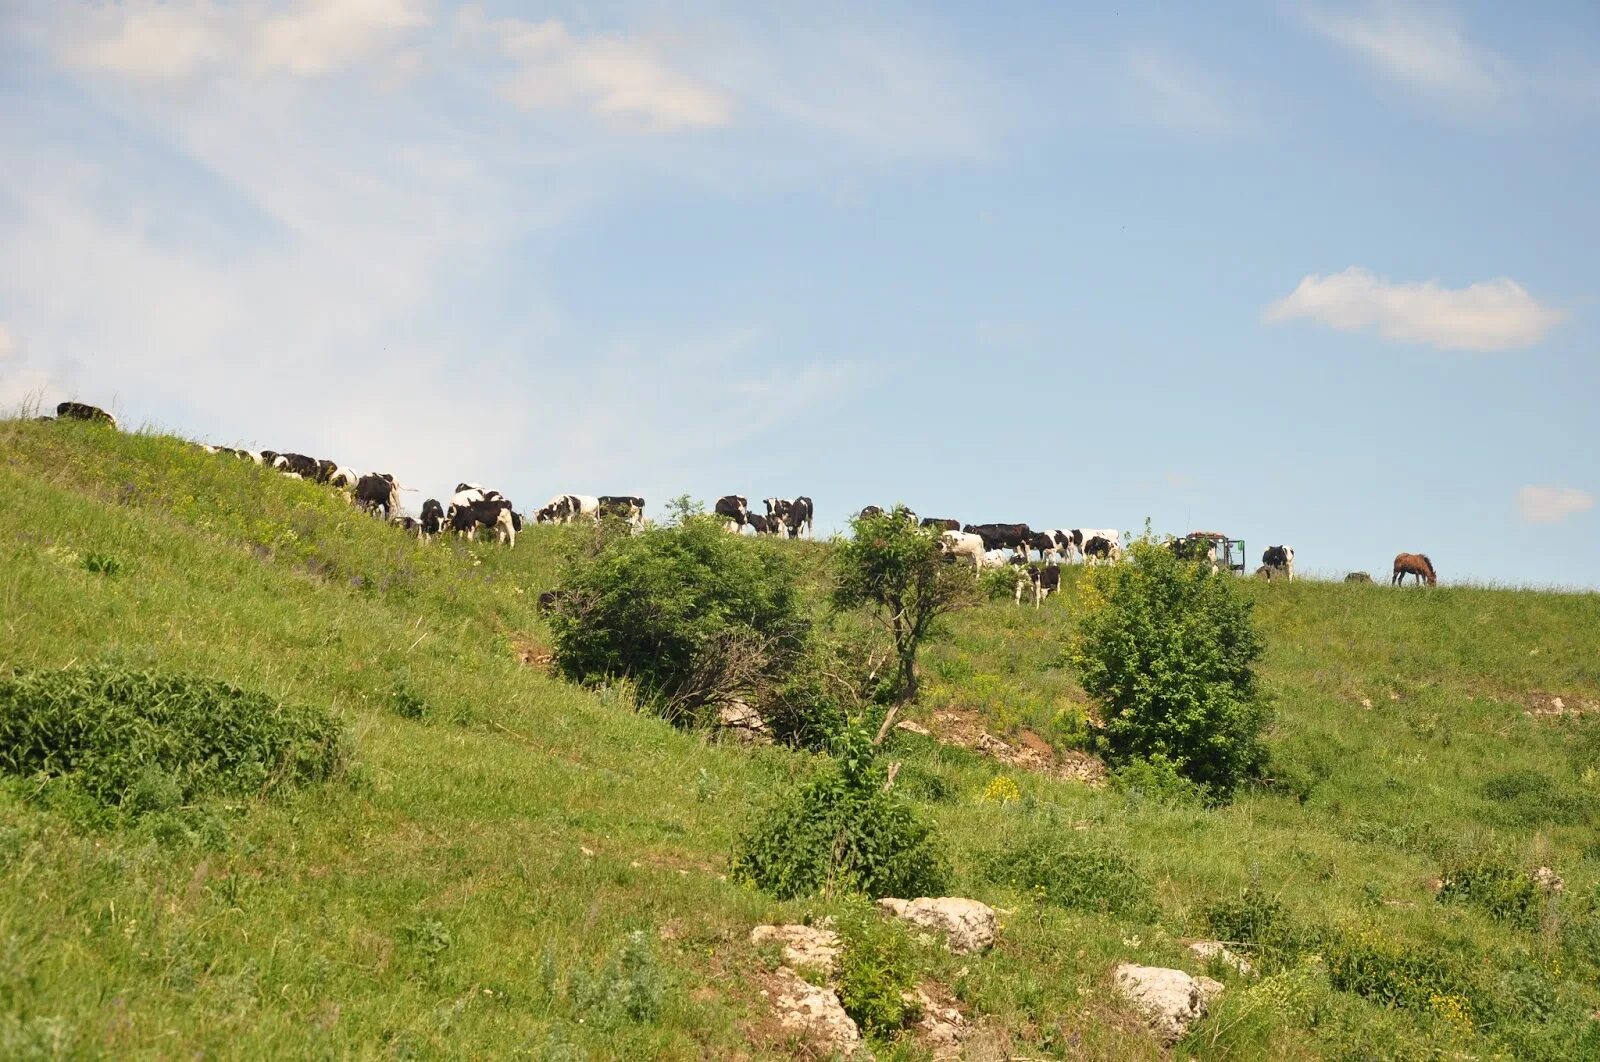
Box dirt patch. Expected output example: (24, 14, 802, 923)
(1524, 691, 1600, 720)
(508, 633, 553, 672)
(915, 708, 1107, 787)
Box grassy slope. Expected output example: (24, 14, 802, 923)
(3, 418, 1599, 1059)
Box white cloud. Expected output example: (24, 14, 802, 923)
(1300, 3, 1509, 106)
(56, 0, 429, 84)
(1126, 49, 1246, 135)
(1518, 485, 1596, 524)
(1263, 267, 1565, 351)
(460, 8, 732, 133)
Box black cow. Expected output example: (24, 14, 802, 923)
(784, 496, 814, 539)
(598, 495, 646, 527)
(450, 498, 517, 546)
(714, 494, 748, 533)
(354, 473, 399, 518)
(746, 513, 773, 535)
(537, 589, 566, 613)
(420, 499, 445, 536)
(55, 401, 117, 427)
(920, 517, 961, 531)
(1261, 545, 1295, 581)
(963, 522, 1033, 556)
(275, 452, 321, 478)
(392, 516, 422, 537)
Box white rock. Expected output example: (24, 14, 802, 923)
(768, 966, 863, 1057)
(1112, 962, 1219, 1044)
(750, 924, 842, 977)
(876, 897, 997, 954)
(894, 719, 932, 736)
(908, 986, 966, 1058)
(1188, 940, 1254, 975)
(718, 699, 771, 744)
(1533, 866, 1565, 894)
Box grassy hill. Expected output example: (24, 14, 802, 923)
(2, 416, 1598, 1059)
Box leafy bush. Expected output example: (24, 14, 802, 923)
(1068, 535, 1269, 798)
(1480, 769, 1598, 828)
(732, 729, 949, 900)
(1322, 926, 1482, 1022)
(836, 905, 922, 1037)
(0, 665, 347, 819)
(981, 830, 1155, 920)
(568, 930, 666, 1027)
(81, 552, 124, 576)
(1110, 754, 1207, 807)
(1436, 853, 1548, 930)
(1204, 889, 1288, 947)
(549, 516, 810, 725)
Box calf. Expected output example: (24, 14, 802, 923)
(920, 517, 961, 532)
(938, 530, 987, 578)
(536, 493, 598, 524)
(714, 495, 749, 533)
(420, 498, 446, 537)
(1064, 528, 1119, 563)
(392, 516, 422, 538)
(763, 498, 793, 537)
(451, 498, 518, 546)
(1261, 545, 1294, 581)
(1013, 564, 1062, 607)
(1345, 571, 1373, 584)
(745, 513, 774, 535)
(963, 522, 1033, 557)
(354, 473, 400, 518)
(55, 401, 117, 427)
(598, 495, 646, 527)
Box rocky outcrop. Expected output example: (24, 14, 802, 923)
(718, 699, 771, 743)
(763, 966, 863, 1057)
(1187, 939, 1254, 975)
(1112, 963, 1222, 1044)
(876, 897, 997, 954)
(749, 924, 842, 977)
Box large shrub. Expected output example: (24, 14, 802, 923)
(1068, 537, 1269, 798)
(0, 665, 346, 816)
(731, 729, 949, 900)
(548, 516, 810, 724)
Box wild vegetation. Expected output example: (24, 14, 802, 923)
(3, 415, 1600, 1058)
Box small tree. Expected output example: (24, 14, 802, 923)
(1068, 534, 1269, 799)
(832, 508, 976, 709)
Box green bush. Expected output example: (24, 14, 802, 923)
(1204, 889, 1287, 945)
(1110, 754, 1207, 807)
(731, 729, 949, 900)
(981, 830, 1155, 920)
(1480, 769, 1599, 829)
(1436, 853, 1548, 930)
(1322, 925, 1482, 1022)
(0, 665, 346, 818)
(549, 516, 810, 725)
(836, 905, 922, 1037)
(568, 930, 666, 1027)
(1068, 535, 1270, 798)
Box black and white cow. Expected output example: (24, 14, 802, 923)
(354, 473, 400, 518)
(1013, 564, 1062, 607)
(535, 493, 599, 524)
(784, 496, 815, 539)
(762, 498, 792, 536)
(937, 530, 987, 577)
(420, 499, 446, 537)
(55, 401, 117, 427)
(920, 517, 961, 532)
(1262, 545, 1295, 581)
(714, 495, 749, 533)
(275, 452, 321, 479)
(1064, 528, 1119, 564)
(1082, 535, 1120, 564)
(598, 495, 646, 527)
(746, 513, 774, 535)
(392, 516, 422, 538)
(963, 522, 1033, 557)
(450, 498, 518, 546)
(328, 466, 358, 489)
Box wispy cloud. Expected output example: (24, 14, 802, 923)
(1517, 485, 1596, 524)
(1299, 3, 1509, 107)
(459, 7, 732, 133)
(1126, 49, 1247, 135)
(1264, 267, 1566, 352)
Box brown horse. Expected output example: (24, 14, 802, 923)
(1392, 553, 1437, 586)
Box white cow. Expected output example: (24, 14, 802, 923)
(535, 493, 599, 524)
(938, 531, 987, 578)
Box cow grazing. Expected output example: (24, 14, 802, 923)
(536, 493, 598, 524)
(55, 402, 117, 427)
(451, 498, 517, 546)
(1345, 571, 1373, 584)
(392, 516, 422, 538)
(1027, 530, 1068, 563)
(354, 473, 400, 518)
(314, 459, 339, 484)
(859, 505, 884, 518)
(258, 450, 280, 468)
(420, 499, 445, 537)
(598, 495, 646, 527)
(714, 495, 749, 532)
(328, 466, 358, 489)
(962, 522, 1033, 557)
(1064, 528, 1119, 563)
(937, 530, 987, 578)
(920, 517, 960, 532)
(1082, 535, 1120, 564)
(275, 452, 321, 478)
(1014, 564, 1062, 607)
(1262, 545, 1295, 581)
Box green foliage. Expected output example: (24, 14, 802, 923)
(1322, 926, 1482, 1023)
(568, 931, 667, 1027)
(1068, 536, 1270, 798)
(1204, 889, 1288, 948)
(833, 508, 976, 703)
(80, 551, 124, 576)
(836, 905, 922, 1037)
(1110, 754, 1207, 807)
(0, 665, 347, 819)
(732, 728, 949, 899)
(981, 830, 1155, 920)
(1436, 853, 1548, 930)
(1480, 768, 1599, 828)
(549, 516, 809, 724)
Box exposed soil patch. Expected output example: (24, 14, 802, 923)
(908, 707, 1107, 787)
(508, 633, 553, 672)
(1524, 691, 1600, 720)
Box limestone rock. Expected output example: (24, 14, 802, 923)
(1112, 962, 1219, 1044)
(894, 719, 932, 736)
(876, 897, 997, 954)
(750, 924, 842, 977)
(718, 699, 771, 743)
(1188, 940, 1254, 975)
(1533, 866, 1565, 894)
(766, 966, 862, 1057)
(908, 985, 967, 1059)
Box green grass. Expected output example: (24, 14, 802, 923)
(3, 416, 1599, 1059)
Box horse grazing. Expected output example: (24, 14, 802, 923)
(1391, 553, 1437, 587)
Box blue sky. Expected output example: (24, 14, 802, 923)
(2, 1, 1596, 586)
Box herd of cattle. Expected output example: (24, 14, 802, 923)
(38, 401, 1439, 590)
